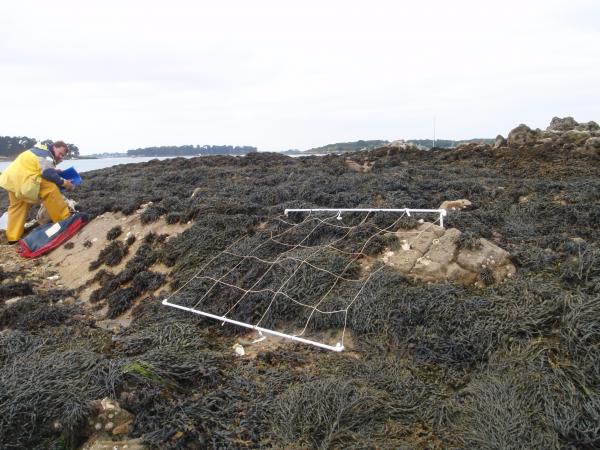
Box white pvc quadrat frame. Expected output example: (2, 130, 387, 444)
(163, 207, 447, 352)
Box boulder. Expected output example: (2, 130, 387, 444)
(439, 199, 472, 211)
(547, 116, 579, 132)
(584, 137, 600, 151)
(581, 120, 600, 131)
(507, 124, 539, 147)
(561, 130, 591, 145)
(493, 134, 507, 149)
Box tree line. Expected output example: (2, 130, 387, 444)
(127, 145, 257, 157)
(303, 140, 388, 154)
(0, 136, 80, 158)
(409, 139, 494, 149)
(301, 138, 494, 154)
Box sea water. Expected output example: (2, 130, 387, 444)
(0, 155, 202, 173)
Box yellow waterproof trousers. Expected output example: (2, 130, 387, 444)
(6, 179, 70, 242)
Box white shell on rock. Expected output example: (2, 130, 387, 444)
(233, 343, 245, 356)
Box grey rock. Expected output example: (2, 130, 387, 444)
(456, 238, 510, 273)
(382, 248, 421, 273)
(493, 134, 507, 149)
(547, 116, 579, 132)
(561, 130, 591, 145)
(395, 228, 436, 255)
(507, 124, 539, 147)
(584, 136, 600, 151)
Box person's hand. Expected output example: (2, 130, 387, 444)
(63, 179, 74, 191)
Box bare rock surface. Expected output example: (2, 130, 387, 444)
(81, 438, 145, 450)
(79, 397, 138, 449)
(381, 222, 515, 286)
(345, 158, 374, 173)
(439, 199, 472, 211)
(45, 210, 190, 301)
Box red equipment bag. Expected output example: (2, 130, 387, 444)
(19, 212, 89, 258)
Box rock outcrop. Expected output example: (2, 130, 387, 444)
(547, 116, 599, 132)
(493, 134, 507, 149)
(507, 124, 540, 147)
(500, 117, 600, 156)
(381, 221, 515, 286)
(439, 199, 472, 211)
(345, 157, 374, 173)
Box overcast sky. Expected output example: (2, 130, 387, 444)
(1, 1, 599, 154)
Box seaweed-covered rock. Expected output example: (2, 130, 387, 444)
(562, 129, 591, 146)
(547, 116, 579, 132)
(584, 136, 600, 151)
(90, 241, 129, 270)
(0, 282, 34, 301)
(106, 226, 123, 241)
(493, 134, 507, 149)
(132, 271, 165, 294)
(508, 124, 540, 147)
(106, 287, 138, 318)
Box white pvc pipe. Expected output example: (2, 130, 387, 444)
(284, 208, 447, 228)
(162, 299, 344, 352)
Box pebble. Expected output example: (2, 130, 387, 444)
(233, 343, 245, 356)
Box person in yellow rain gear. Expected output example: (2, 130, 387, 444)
(0, 141, 74, 243)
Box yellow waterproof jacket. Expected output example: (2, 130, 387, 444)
(0, 143, 52, 203)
